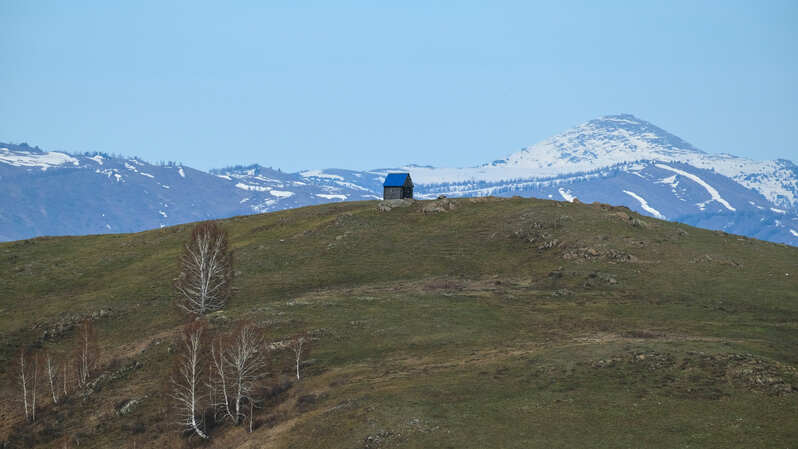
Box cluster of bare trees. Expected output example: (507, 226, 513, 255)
(171, 321, 311, 439)
(14, 320, 100, 423)
(168, 222, 314, 440)
(210, 322, 267, 428)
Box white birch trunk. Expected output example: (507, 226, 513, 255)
(47, 354, 59, 404)
(171, 325, 208, 439)
(31, 355, 38, 422)
(18, 351, 29, 421)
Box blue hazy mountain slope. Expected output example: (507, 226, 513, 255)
(1, 115, 796, 245)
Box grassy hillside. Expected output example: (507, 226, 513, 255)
(1, 197, 796, 448)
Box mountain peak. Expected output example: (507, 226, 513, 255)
(499, 114, 705, 173)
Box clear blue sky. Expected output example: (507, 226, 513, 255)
(1, 1, 796, 171)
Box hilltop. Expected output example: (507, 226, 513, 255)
(0, 197, 797, 448)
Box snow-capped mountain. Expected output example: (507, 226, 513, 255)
(405, 114, 798, 210)
(0, 144, 382, 241)
(2, 114, 797, 245)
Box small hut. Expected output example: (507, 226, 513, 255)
(383, 173, 414, 200)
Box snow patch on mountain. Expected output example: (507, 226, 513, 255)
(316, 194, 347, 200)
(654, 163, 735, 211)
(657, 175, 679, 188)
(0, 147, 79, 170)
(623, 190, 665, 219)
(558, 188, 576, 202)
(301, 169, 344, 180)
(269, 190, 294, 198)
(235, 183, 269, 192)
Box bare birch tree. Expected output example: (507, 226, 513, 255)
(31, 352, 39, 422)
(209, 335, 234, 423)
(227, 323, 266, 425)
(210, 323, 268, 426)
(16, 348, 31, 421)
(171, 321, 209, 439)
(62, 358, 71, 398)
(16, 349, 41, 422)
(287, 334, 310, 381)
(175, 222, 233, 315)
(45, 351, 59, 404)
(74, 320, 99, 387)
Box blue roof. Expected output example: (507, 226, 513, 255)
(383, 173, 410, 187)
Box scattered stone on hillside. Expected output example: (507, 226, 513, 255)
(82, 360, 143, 398)
(591, 358, 621, 368)
(551, 288, 573, 297)
(729, 360, 794, 395)
(623, 238, 649, 248)
(421, 198, 457, 213)
(592, 202, 614, 211)
(695, 254, 714, 263)
(678, 228, 689, 237)
(562, 247, 638, 263)
(512, 217, 565, 249)
(406, 417, 441, 433)
(687, 352, 796, 396)
(689, 254, 744, 269)
(609, 210, 652, 229)
(116, 397, 145, 416)
(308, 327, 333, 338)
(538, 239, 561, 250)
(468, 196, 505, 203)
(584, 272, 618, 287)
(592, 350, 795, 396)
(34, 308, 116, 342)
(377, 198, 414, 212)
(632, 351, 676, 371)
(363, 430, 398, 449)
(335, 212, 354, 225)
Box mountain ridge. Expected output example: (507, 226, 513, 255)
(2, 114, 797, 245)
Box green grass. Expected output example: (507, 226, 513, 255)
(0, 197, 796, 448)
